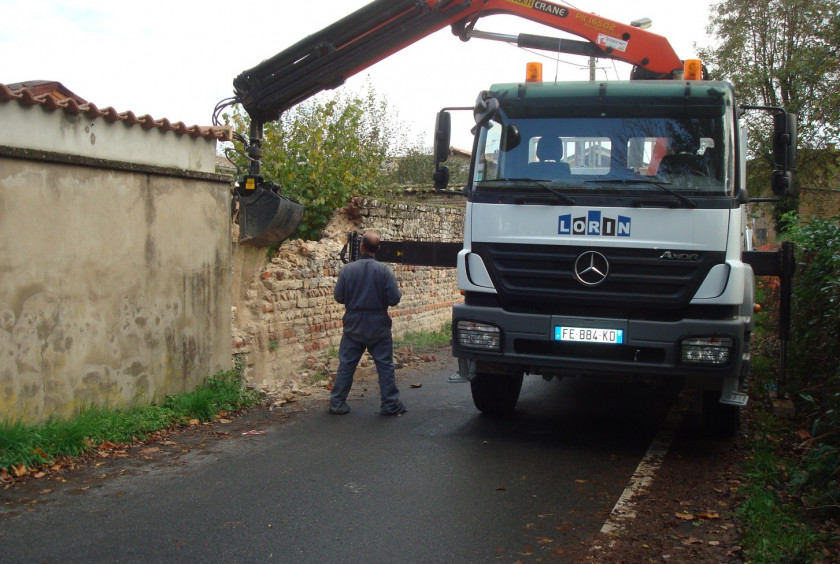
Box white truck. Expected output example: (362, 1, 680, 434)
(433, 78, 796, 435)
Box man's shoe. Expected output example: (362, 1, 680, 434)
(329, 404, 350, 415)
(380, 403, 407, 416)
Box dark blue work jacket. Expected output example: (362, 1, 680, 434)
(334, 256, 401, 343)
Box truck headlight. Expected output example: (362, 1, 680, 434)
(456, 321, 501, 351)
(680, 336, 735, 365)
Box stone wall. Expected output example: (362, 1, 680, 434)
(231, 195, 465, 390)
(799, 187, 840, 219)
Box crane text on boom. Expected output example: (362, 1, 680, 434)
(503, 0, 569, 18)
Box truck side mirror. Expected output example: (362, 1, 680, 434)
(433, 110, 452, 190)
(773, 112, 797, 171)
(433, 166, 450, 190)
(434, 111, 451, 166)
(771, 170, 794, 197)
(771, 112, 797, 197)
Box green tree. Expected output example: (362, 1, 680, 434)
(391, 144, 471, 187)
(698, 0, 839, 215)
(392, 145, 435, 186)
(224, 85, 397, 241)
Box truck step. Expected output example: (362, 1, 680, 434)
(720, 391, 748, 407)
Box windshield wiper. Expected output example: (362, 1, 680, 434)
(483, 178, 576, 205)
(586, 179, 697, 208)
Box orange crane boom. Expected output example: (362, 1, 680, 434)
(233, 0, 683, 124)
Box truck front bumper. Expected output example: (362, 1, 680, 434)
(451, 303, 748, 385)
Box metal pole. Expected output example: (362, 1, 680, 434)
(777, 241, 795, 392)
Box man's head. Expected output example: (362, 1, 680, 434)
(361, 231, 380, 255)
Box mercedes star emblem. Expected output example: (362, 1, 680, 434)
(574, 251, 609, 286)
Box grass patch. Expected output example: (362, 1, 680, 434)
(738, 411, 824, 562)
(395, 321, 451, 353)
(737, 279, 831, 562)
(0, 365, 262, 473)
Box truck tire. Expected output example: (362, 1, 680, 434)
(470, 372, 524, 416)
(703, 389, 740, 437)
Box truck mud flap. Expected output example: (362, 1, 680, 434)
(237, 187, 304, 247)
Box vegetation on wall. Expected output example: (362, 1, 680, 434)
(391, 145, 471, 188)
(223, 84, 435, 241)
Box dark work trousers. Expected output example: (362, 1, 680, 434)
(330, 311, 404, 415)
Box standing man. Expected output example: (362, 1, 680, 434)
(329, 231, 407, 416)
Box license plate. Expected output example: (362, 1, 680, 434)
(555, 326, 624, 344)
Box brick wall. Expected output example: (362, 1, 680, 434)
(231, 195, 465, 389)
(799, 187, 840, 219)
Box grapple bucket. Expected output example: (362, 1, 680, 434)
(238, 187, 304, 247)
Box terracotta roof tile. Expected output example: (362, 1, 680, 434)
(139, 114, 157, 129)
(84, 102, 101, 117)
(4, 81, 87, 103)
(0, 82, 232, 142)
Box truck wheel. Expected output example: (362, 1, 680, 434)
(470, 372, 524, 416)
(703, 390, 740, 437)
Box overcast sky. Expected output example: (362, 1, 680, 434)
(1, 0, 718, 149)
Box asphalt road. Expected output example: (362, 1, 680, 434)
(1, 356, 680, 563)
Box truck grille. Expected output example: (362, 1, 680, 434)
(471, 242, 724, 310)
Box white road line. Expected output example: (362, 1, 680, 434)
(594, 388, 694, 549)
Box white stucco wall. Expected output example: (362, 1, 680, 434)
(0, 101, 232, 422)
(0, 102, 219, 173)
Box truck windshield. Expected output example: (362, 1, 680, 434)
(472, 112, 733, 197)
